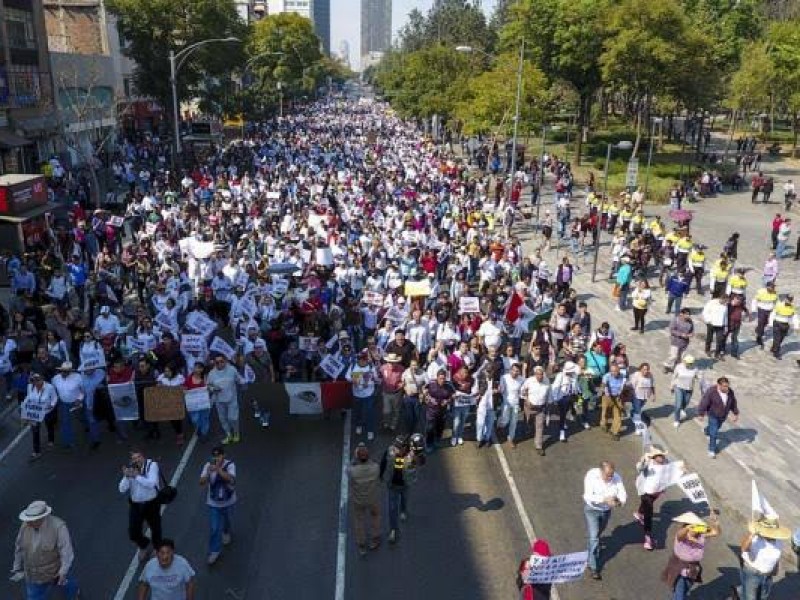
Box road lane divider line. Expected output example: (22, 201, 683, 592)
(112, 433, 199, 600)
(494, 444, 561, 600)
(334, 410, 351, 600)
(0, 425, 31, 463)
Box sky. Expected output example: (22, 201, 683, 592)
(331, 0, 497, 71)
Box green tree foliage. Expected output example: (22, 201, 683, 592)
(454, 53, 548, 135)
(108, 0, 246, 111)
(397, 0, 494, 55)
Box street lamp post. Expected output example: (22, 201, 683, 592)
(591, 140, 633, 282)
(169, 36, 240, 157)
(643, 117, 663, 200)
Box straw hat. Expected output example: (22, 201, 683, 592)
(384, 353, 402, 364)
(672, 512, 706, 527)
(645, 446, 668, 459)
(749, 517, 792, 540)
(19, 500, 52, 522)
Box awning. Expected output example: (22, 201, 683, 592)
(0, 201, 59, 223)
(0, 129, 32, 149)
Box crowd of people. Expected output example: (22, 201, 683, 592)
(4, 89, 799, 600)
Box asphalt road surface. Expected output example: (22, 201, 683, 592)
(1, 392, 797, 599)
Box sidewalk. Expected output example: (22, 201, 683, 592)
(517, 154, 800, 556)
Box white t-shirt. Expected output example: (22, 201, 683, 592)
(139, 555, 195, 600)
(477, 321, 502, 349)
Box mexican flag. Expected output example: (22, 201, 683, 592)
(283, 381, 353, 415)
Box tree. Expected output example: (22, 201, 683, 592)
(108, 0, 246, 115)
(454, 54, 548, 136)
(397, 0, 494, 55)
(767, 20, 800, 153)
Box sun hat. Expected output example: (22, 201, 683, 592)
(58, 361, 73, 371)
(749, 517, 792, 540)
(645, 446, 668, 459)
(19, 500, 52, 522)
(384, 353, 402, 364)
(672, 512, 706, 527)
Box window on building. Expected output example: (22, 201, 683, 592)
(6, 8, 35, 50)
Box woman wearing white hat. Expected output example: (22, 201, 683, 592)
(634, 446, 676, 551)
(661, 511, 720, 599)
(739, 516, 791, 600)
(670, 354, 698, 428)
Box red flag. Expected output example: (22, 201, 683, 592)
(505, 292, 524, 323)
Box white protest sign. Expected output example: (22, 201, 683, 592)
(145, 222, 157, 235)
(238, 296, 257, 318)
(184, 387, 211, 412)
(362, 290, 384, 307)
(678, 472, 708, 504)
(319, 354, 345, 379)
(384, 306, 406, 326)
(271, 279, 289, 295)
(20, 398, 49, 423)
(244, 365, 256, 383)
(109, 215, 124, 227)
(266, 190, 281, 199)
(192, 241, 216, 259)
(459, 296, 480, 314)
(79, 353, 106, 371)
(107, 381, 139, 421)
(185, 312, 217, 338)
(154, 310, 177, 334)
(298, 336, 319, 352)
(525, 551, 589, 584)
(300, 249, 312, 264)
(180, 334, 207, 354)
(209, 337, 236, 361)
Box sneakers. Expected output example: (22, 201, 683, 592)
(559, 430, 566, 442)
(583, 422, 590, 430)
(673, 421, 680, 428)
(222, 533, 231, 546)
(207, 552, 220, 565)
(680, 409, 687, 420)
(458, 437, 464, 446)
(643, 535, 653, 551)
(367, 432, 375, 441)
(221, 435, 233, 445)
(355, 426, 363, 435)
(708, 451, 716, 459)
(388, 529, 397, 544)
(451, 438, 458, 447)
(400, 512, 407, 522)
(633, 512, 644, 526)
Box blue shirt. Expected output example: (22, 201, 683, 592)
(602, 372, 626, 397)
(12, 271, 35, 293)
(67, 262, 88, 286)
(615, 264, 632, 286)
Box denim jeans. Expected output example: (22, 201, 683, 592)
(499, 403, 520, 441)
(402, 395, 422, 435)
(81, 389, 101, 443)
(672, 575, 693, 600)
(674, 388, 692, 422)
(740, 563, 773, 600)
(618, 284, 630, 310)
(631, 396, 645, 422)
(209, 505, 233, 554)
(452, 405, 470, 441)
(387, 487, 407, 531)
(189, 408, 211, 436)
(353, 395, 376, 433)
(475, 402, 495, 442)
(26, 570, 80, 600)
(666, 294, 683, 316)
(584, 505, 611, 572)
(58, 402, 77, 447)
(705, 413, 722, 453)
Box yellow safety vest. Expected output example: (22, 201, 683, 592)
(649, 221, 663, 237)
(755, 288, 778, 311)
(665, 232, 679, 245)
(775, 303, 795, 318)
(676, 238, 693, 253)
(728, 275, 747, 293)
(621, 209, 633, 220)
(609, 205, 620, 216)
(689, 251, 705, 267)
(712, 266, 729, 282)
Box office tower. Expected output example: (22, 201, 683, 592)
(360, 0, 390, 69)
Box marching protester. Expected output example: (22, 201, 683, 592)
(738, 515, 790, 600)
(119, 449, 163, 562)
(199, 446, 237, 565)
(516, 539, 554, 600)
(379, 436, 415, 544)
(634, 446, 674, 551)
(583, 461, 627, 580)
(347, 442, 382, 556)
(11, 501, 80, 599)
(697, 377, 740, 459)
(137, 539, 195, 600)
(662, 512, 720, 600)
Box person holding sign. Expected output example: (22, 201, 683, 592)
(661, 511, 720, 600)
(634, 446, 676, 551)
(207, 355, 245, 445)
(22, 372, 58, 461)
(516, 539, 553, 600)
(696, 376, 739, 459)
(583, 461, 627, 580)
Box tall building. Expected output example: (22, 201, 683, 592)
(337, 40, 350, 68)
(360, 0, 390, 69)
(233, 0, 267, 24)
(43, 0, 140, 166)
(0, 0, 59, 173)
(267, 0, 329, 54)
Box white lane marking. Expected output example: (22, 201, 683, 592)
(0, 425, 31, 463)
(734, 456, 755, 477)
(0, 401, 21, 422)
(334, 410, 351, 600)
(112, 433, 199, 600)
(494, 444, 561, 600)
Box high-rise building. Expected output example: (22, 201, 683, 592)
(233, 0, 267, 24)
(360, 0, 391, 69)
(267, 0, 329, 54)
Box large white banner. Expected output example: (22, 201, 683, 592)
(108, 381, 139, 421)
(524, 551, 589, 584)
(287, 383, 323, 415)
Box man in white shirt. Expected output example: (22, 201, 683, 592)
(119, 449, 162, 562)
(519, 366, 550, 455)
(22, 372, 58, 460)
(583, 461, 627, 579)
(702, 295, 728, 358)
(51, 363, 84, 449)
(739, 517, 787, 599)
(405, 310, 431, 356)
(477, 314, 503, 350)
(93, 305, 120, 338)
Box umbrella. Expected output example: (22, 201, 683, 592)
(268, 262, 300, 275)
(669, 209, 694, 223)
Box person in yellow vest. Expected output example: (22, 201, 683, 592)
(769, 295, 799, 359)
(726, 267, 748, 300)
(607, 202, 621, 233)
(709, 257, 730, 299)
(675, 234, 693, 272)
(664, 228, 680, 247)
(688, 245, 706, 294)
(620, 205, 634, 233)
(631, 209, 646, 235)
(648, 216, 664, 240)
(751, 281, 778, 348)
